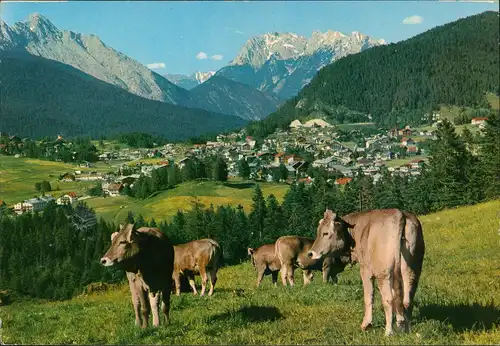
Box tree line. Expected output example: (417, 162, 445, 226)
(0, 115, 498, 301)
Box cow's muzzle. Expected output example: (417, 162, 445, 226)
(307, 251, 322, 260)
(100, 257, 114, 267)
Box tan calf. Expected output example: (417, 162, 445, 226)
(248, 243, 281, 287)
(173, 239, 222, 296)
(275, 235, 350, 286)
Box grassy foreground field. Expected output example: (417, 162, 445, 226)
(1, 200, 499, 344)
(86, 180, 289, 224)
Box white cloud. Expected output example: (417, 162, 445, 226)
(211, 55, 223, 61)
(235, 30, 245, 35)
(146, 62, 166, 69)
(196, 52, 208, 60)
(402, 15, 424, 25)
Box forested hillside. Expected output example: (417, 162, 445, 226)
(246, 11, 499, 138)
(0, 51, 246, 140)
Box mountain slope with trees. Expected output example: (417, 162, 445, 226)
(0, 51, 246, 140)
(189, 76, 282, 120)
(246, 11, 499, 138)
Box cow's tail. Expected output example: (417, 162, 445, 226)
(400, 213, 424, 311)
(395, 210, 407, 305)
(208, 239, 223, 269)
(275, 236, 285, 266)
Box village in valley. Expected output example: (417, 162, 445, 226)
(1, 112, 489, 217)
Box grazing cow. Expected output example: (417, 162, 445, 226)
(275, 236, 351, 286)
(248, 244, 281, 287)
(308, 209, 425, 336)
(100, 223, 174, 328)
(173, 239, 222, 296)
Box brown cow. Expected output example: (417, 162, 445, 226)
(248, 244, 281, 287)
(275, 236, 351, 286)
(100, 223, 174, 328)
(308, 209, 425, 336)
(173, 239, 222, 296)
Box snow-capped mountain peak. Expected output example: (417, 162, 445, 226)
(230, 29, 385, 69)
(195, 71, 216, 84)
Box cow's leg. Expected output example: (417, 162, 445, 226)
(280, 266, 288, 286)
(271, 271, 279, 287)
(286, 264, 295, 286)
(188, 273, 198, 295)
(302, 269, 313, 286)
(161, 282, 172, 325)
(127, 276, 142, 327)
(173, 271, 181, 296)
(138, 289, 150, 329)
(360, 269, 374, 331)
(392, 270, 406, 332)
(208, 267, 218, 296)
(401, 258, 422, 333)
(377, 277, 394, 336)
(256, 267, 265, 288)
(322, 265, 331, 284)
(199, 266, 208, 296)
(148, 291, 161, 327)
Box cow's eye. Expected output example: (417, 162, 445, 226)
(322, 232, 329, 236)
(119, 240, 128, 245)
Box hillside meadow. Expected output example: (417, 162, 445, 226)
(85, 180, 289, 224)
(1, 200, 499, 344)
(0, 156, 115, 205)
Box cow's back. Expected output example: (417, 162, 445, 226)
(344, 209, 405, 276)
(134, 228, 175, 292)
(276, 236, 316, 267)
(254, 243, 281, 271)
(174, 238, 221, 273)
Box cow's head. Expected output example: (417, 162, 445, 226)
(100, 223, 141, 268)
(248, 248, 256, 267)
(308, 209, 351, 260)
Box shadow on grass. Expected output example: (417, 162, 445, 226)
(210, 305, 283, 324)
(419, 303, 500, 331)
(223, 182, 255, 190)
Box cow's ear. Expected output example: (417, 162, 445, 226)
(111, 232, 119, 241)
(248, 248, 254, 256)
(324, 209, 333, 219)
(318, 218, 323, 225)
(331, 212, 337, 221)
(119, 224, 124, 230)
(126, 227, 138, 242)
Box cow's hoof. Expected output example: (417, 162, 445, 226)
(384, 329, 394, 337)
(192, 292, 198, 296)
(360, 322, 372, 331)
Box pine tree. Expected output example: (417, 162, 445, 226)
(249, 184, 267, 245)
(263, 194, 285, 243)
(428, 119, 471, 210)
(479, 113, 500, 199)
(213, 156, 228, 182)
(125, 211, 135, 224)
(238, 159, 251, 180)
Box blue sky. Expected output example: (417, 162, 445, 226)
(1, 1, 498, 75)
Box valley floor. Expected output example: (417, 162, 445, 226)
(1, 200, 499, 344)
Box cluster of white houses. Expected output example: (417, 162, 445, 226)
(13, 192, 78, 215)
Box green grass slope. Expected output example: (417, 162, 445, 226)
(85, 180, 289, 224)
(2, 200, 499, 344)
(0, 156, 113, 205)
